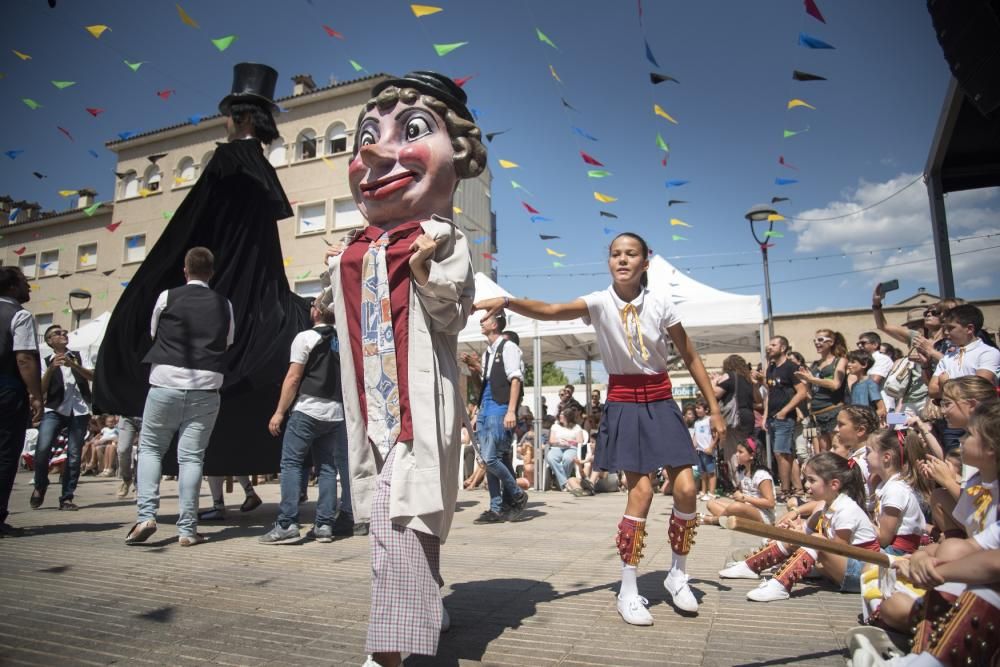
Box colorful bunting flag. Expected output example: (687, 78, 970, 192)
(522, 202, 540, 214)
(482, 253, 497, 261)
(799, 33, 835, 49)
(787, 98, 816, 110)
(322, 25, 345, 39)
(549, 65, 561, 83)
(783, 127, 809, 138)
(778, 156, 798, 169)
(599, 211, 618, 219)
(86, 107, 104, 117)
(87, 149, 99, 158)
(177, 4, 200, 28)
(33, 172, 46, 179)
(472, 236, 489, 244)
(587, 170, 611, 178)
(650, 72, 679, 85)
(771, 196, 790, 204)
(106, 221, 122, 232)
(539, 234, 560, 240)
(433, 42, 467, 56)
(124, 60, 145, 72)
(536, 28, 558, 49)
(792, 70, 826, 82)
(411, 4, 443, 17)
(85, 25, 110, 38)
(83, 201, 101, 216)
(669, 218, 691, 227)
(120, 281, 130, 287)
(594, 192, 617, 203)
(452, 206, 462, 215)
(572, 127, 598, 141)
(644, 39, 659, 67)
(295, 270, 312, 280)
(162, 211, 173, 220)
(57, 126, 74, 141)
(454, 74, 476, 87)
(764, 230, 784, 238)
(485, 129, 509, 142)
(552, 262, 564, 268)
(4, 150, 24, 159)
(349, 59, 365, 72)
(157, 89, 176, 100)
(22, 99, 42, 110)
(804, 0, 826, 23)
(561, 97, 577, 111)
(51, 80, 75, 89)
(656, 133, 669, 152)
(580, 151, 603, 166)
(602, 226, 616, 235)
(545, 248, 566, 257)
(774, 178, 798, 186)
(58, 189, 78, 197)
(498, 159, 519, 169)
(13, 246, 27, 255)
(212, 35, 237, 51)
(12, 50, 31, 61)
(671, 235, 687, 241)
(654, 104, 678, 124)
(665, 179, 689, 188)
(668, 200, 687, 206)
(767, 214, 785, 222)
(510, 180, 532, 195)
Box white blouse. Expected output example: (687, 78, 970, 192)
(581, 286, 681, 375)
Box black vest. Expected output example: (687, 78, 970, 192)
(142, 284, 231, 373)
(297, 325, 342, 402)
(44, 351, 92, 409)
(0, 299, 24, 386)
(478, 339, 520, 407)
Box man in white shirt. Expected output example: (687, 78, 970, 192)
(857, 332, 893, 386)
(126, 247, 234, 547)
(929, 304, 1000, 399)
(0, 267, 42, 536)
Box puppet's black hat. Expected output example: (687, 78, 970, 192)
(371, 71, 474, 122)
(218, 63, 279, 115)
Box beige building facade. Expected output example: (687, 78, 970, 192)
(1, 73, 496, 339)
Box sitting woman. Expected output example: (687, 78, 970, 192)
(702, 436, 775, 525)
(515, 430, 535, 491)
(545, 407, 585, 492)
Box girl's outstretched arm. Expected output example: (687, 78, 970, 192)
(473, 296, 589, 322)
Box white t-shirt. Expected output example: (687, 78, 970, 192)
(869, 350, 893, 381)
(850, 446, 875, 513)
(952, 472, 999, 537)
(549, 423, 584, 449)
(289, 327, 344, 422)
(98, 426, 118, 444)
(693, 416, 713, 452)
(874, 474, 925, 537)
(813, 493, 878, 545)
(933, 338, 1000, 385)
(973, 520, 1000, 550)
(581, 286, 681, 375)
(737, 467, 775, 524)
(2, 296, 37, 352)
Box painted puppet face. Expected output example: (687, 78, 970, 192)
(349, 98, 457, 228)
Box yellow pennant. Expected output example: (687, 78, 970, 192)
(787, 98, 816, 110)
(85, 25, 110, 38)
(549, 64, 561, 83)
(767, 213, 785, 222)
(594, 192, 617, 203)
(410, 4, 443, 17)
(654, 104, 678, 124)
(176, 4, 200, 28)
(321, 156, 336, 170)
(453, 206, 462, 215)
(545, 248, 566, 257)
(669, 218, 691, 227)
(283, 257, 292, 267)
(58, 189, 78, 197)
(12, 49, 31, 60)
(498, 159, 519, 169)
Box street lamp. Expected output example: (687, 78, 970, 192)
(745, 204, 779, 339)
(68, 288, 92, 331)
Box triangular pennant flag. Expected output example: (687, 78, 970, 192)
(12, 50, 31, 61)
(322, 25, 344, 39)
(603, 226, 616, 235)
(96, 290, 108, 300)
(774, 178, 798, 185)
(4, 150, 24, 159)
(22, 98, 41, 110)
(671, 234, 687, 241)
(410, 4, 443, 17)
(587, 170, 611, 178)
(349, 59, 364, 72)
(653, 104, 678, 124)
(57, 126, 74, 141)
(8, 209, 20, 222)
(783, 127, 809, 138)
(454, 74, 476, 87)
(433, 42, 467, 56)
(644, 39, 659, 67)
(798, 33, 835, 49)
(33, 172, 46, 179)
(594, 192, 617, 203)
(147, 153, 167, 164)
(120, 281, 130, 288)
(117, 131, 136, 140)
(321, 156, 336, 170)
(539, 234, 560, 240)
(545, 248, 566, 257)
(764, 230, 785, 238)
(804, 0, 826, 23)
(212, 35, 237, 51)
(58, 190, 78, 197)
(452, 206, 462, 215)
(580, 151, 603, 166)
(552, 262, 564, 268)
(157, 89, 176, 100)
(472, 236, 489, 244)
(549, 64, 561, 83)
(529, 215, 552, 223)
(482, 253, 497, 261)
(87, 149, 99, 158)
(124, 60, 145, 72)
(669, 218, 691, 227)
(792, 70, 826, 82)
(85, 107, 104, 117)
(83, 201, 102, 216)
(668, 200, 687, 206)
(778, 156, 798, 170)
(105, 221, 122, 232)
(511, 181, 533, 196)
(102, 269, 115, 276)
(485, 129, 508, 142)
(787, 98, 816, 110)
(561, 97, 577, 111)
(650, 72, 678, 85)
(163, 211, 173, 220)
(85, 25, 110, 38)
(572, 127, 598, 141)
(51, 80, 75, 89)
(188, 114, 203, 125)
(599, 211, 618, 219)
(536, 28, 558, 49)
(522, 201, 540, 214)
(771, 196, 790, 204)
(665, 179, 689, 188)
(177, 4, 199, 28)
(498, 159, 519, 169)
(296, 270, 312, 280)
(656, 133, 669, 152)
(14, 246, 27, 255)
(767, 214, 785, 222)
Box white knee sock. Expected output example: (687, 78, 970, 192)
(620, 564, 639, 599)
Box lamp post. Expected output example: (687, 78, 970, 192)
(745, 204, 779, 340)
(68, 288, 92, 331)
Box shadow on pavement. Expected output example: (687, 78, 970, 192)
(22, 521, 125, 537)
(732, 647, 845, 666)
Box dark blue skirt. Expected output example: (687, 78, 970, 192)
(595, 399, 698, 474)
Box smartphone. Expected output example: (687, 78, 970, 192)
(887, 412, 907, 426)
(877, 279, 900, 298)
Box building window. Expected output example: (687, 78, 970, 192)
(297, 129, 317, 161)
(326, 122, 348, 154)
(298, 202, 326, 235)
(175, 157, 196, 186)
(294, 279, 323, 299)
(39, 249, 59, 277)
(35, 313, 53, 344)
(268, 137, 286, 167)
(333, 198, 364, 230)
(17, 253, 37, 279)
(144, 164, 162, 192)
(121, 171, 139, 199)
(77, 243, 97, 270)
(124, 234, 146, 264)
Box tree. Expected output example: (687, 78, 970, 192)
(523, 361, 568, 387)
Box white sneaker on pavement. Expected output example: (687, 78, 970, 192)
(663, 570, 699, 612)
(616, 594, 653, 626)
(746, 578, 789, 602)
(718, 561, 760, 579)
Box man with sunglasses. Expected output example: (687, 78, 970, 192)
(31, 324, 95, 511)
(856, 332, 892, 387)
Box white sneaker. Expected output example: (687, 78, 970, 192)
(698, 493, 711, 501)
(718, 561, 760, 579)
(617, 594, 653, 626)
(663, 571, 699, 612)
(746, 578, 789, 602)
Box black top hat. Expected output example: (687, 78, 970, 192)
(218, 63, 279, 115)
(371, 71, 474, 122)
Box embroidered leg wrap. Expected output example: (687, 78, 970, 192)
(743, 541, 788, 574)
(918, 591, 1000, 665)
(773, 547, 815, 592)
(615, 517, 647, 566)
(668, 512, 698, 556)
(910, 589, 960, 653)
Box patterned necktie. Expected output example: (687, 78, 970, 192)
(361, 232, 400, 456)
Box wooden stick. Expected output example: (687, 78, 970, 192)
(719, 516, 891, 567)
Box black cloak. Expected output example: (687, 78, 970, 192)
(93, 139, 311, 474)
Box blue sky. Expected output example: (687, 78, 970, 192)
(3, 0, 998, 316)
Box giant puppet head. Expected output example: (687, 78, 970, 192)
(349, 71, 487, 228)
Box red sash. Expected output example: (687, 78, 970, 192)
(607, 373, 673, 403)
(890, 534, 922, 554)
(855, 539, 882, 552)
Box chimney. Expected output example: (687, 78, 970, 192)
(917, 287, 926, 294)
(77, 188, 97, 209)
(23, 202, 41, 220)
(291, 74, 317, 96)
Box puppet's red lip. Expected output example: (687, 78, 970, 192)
(360, 171, 416, 193)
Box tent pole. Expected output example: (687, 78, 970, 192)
(584, 356, 593, 411)
(533, 321, 543, 492)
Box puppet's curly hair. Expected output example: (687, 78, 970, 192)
(353, 85, 487, 179)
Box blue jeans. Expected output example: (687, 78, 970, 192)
(697, 450, 716, 474)
(767, 417, 796, 455)
(546, 446, 578, 490)
(278, 411, 349, 528)
(136, 387, 220, 537)
(116, 417, 141, 486)
(477, 412, 523, 513)
(33, 411, 90, 502)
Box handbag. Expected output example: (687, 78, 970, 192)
(884, 355, 916, 400)
(720, 375, 742, 430)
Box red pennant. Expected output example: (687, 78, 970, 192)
(322, 25, 344, 38)
(454, 74, 477, 88)
(804, 0, 826, 23)
(85, 107, 104, 117)
(57, 126, 74, 142)
(522, 201, 540, 214)
(482, 252, 496, 261)
(105, 221, 122, 232)
(14, 246, 26, 255)
(156, 89, 175, 100)
(661, 155, 669, 167)
(778, 155, 798, 170)
(580, 151, 603, 166)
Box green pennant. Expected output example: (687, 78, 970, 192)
(83, 201, 101, 216)
(433, 41, 468, 56)
(656, 133, 669, 152)
(124, 60, 145, 72)
(552, 261, 564, 268)
(671, 234, 687, 241)
(296, 270, 312, 280)
(51, 80, 76, 89)
(764, 230, 785, 238)
(349, 59, 364, 72)
(62, 308, 71, 315)
(211, 35, 237, 51)
(587, 170, 612, 178)
(536, 28, 558, 49)
(163, 211, 173, 220)
(22, 98, 42, 110)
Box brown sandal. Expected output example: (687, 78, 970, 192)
(125, 520, 157, 545)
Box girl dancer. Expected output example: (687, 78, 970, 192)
(866, 430, 926, 555)
(474, 232, 724, 624)
(702, 436, 775, 525)
(719, 451, 877, 601)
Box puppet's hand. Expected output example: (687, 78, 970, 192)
(408, 234, 439, 283)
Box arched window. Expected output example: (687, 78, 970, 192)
(268, 137, 286, 167)
(175, 156, 196, 186)
(121, 170, 139, 199)
(296, 129, 317, 161)
(326, 122, 348, 154)
(143, 164, 162, 192)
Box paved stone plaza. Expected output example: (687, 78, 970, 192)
(0, 473, 861, 666)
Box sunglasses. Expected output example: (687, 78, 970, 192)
(813, 337, 833, 345)
(923, 309, 940, 317)
(47, 329, 69, 338)
(857, 340, 873, 348)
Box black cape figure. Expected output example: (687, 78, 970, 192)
(94, 63, 310, 474)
